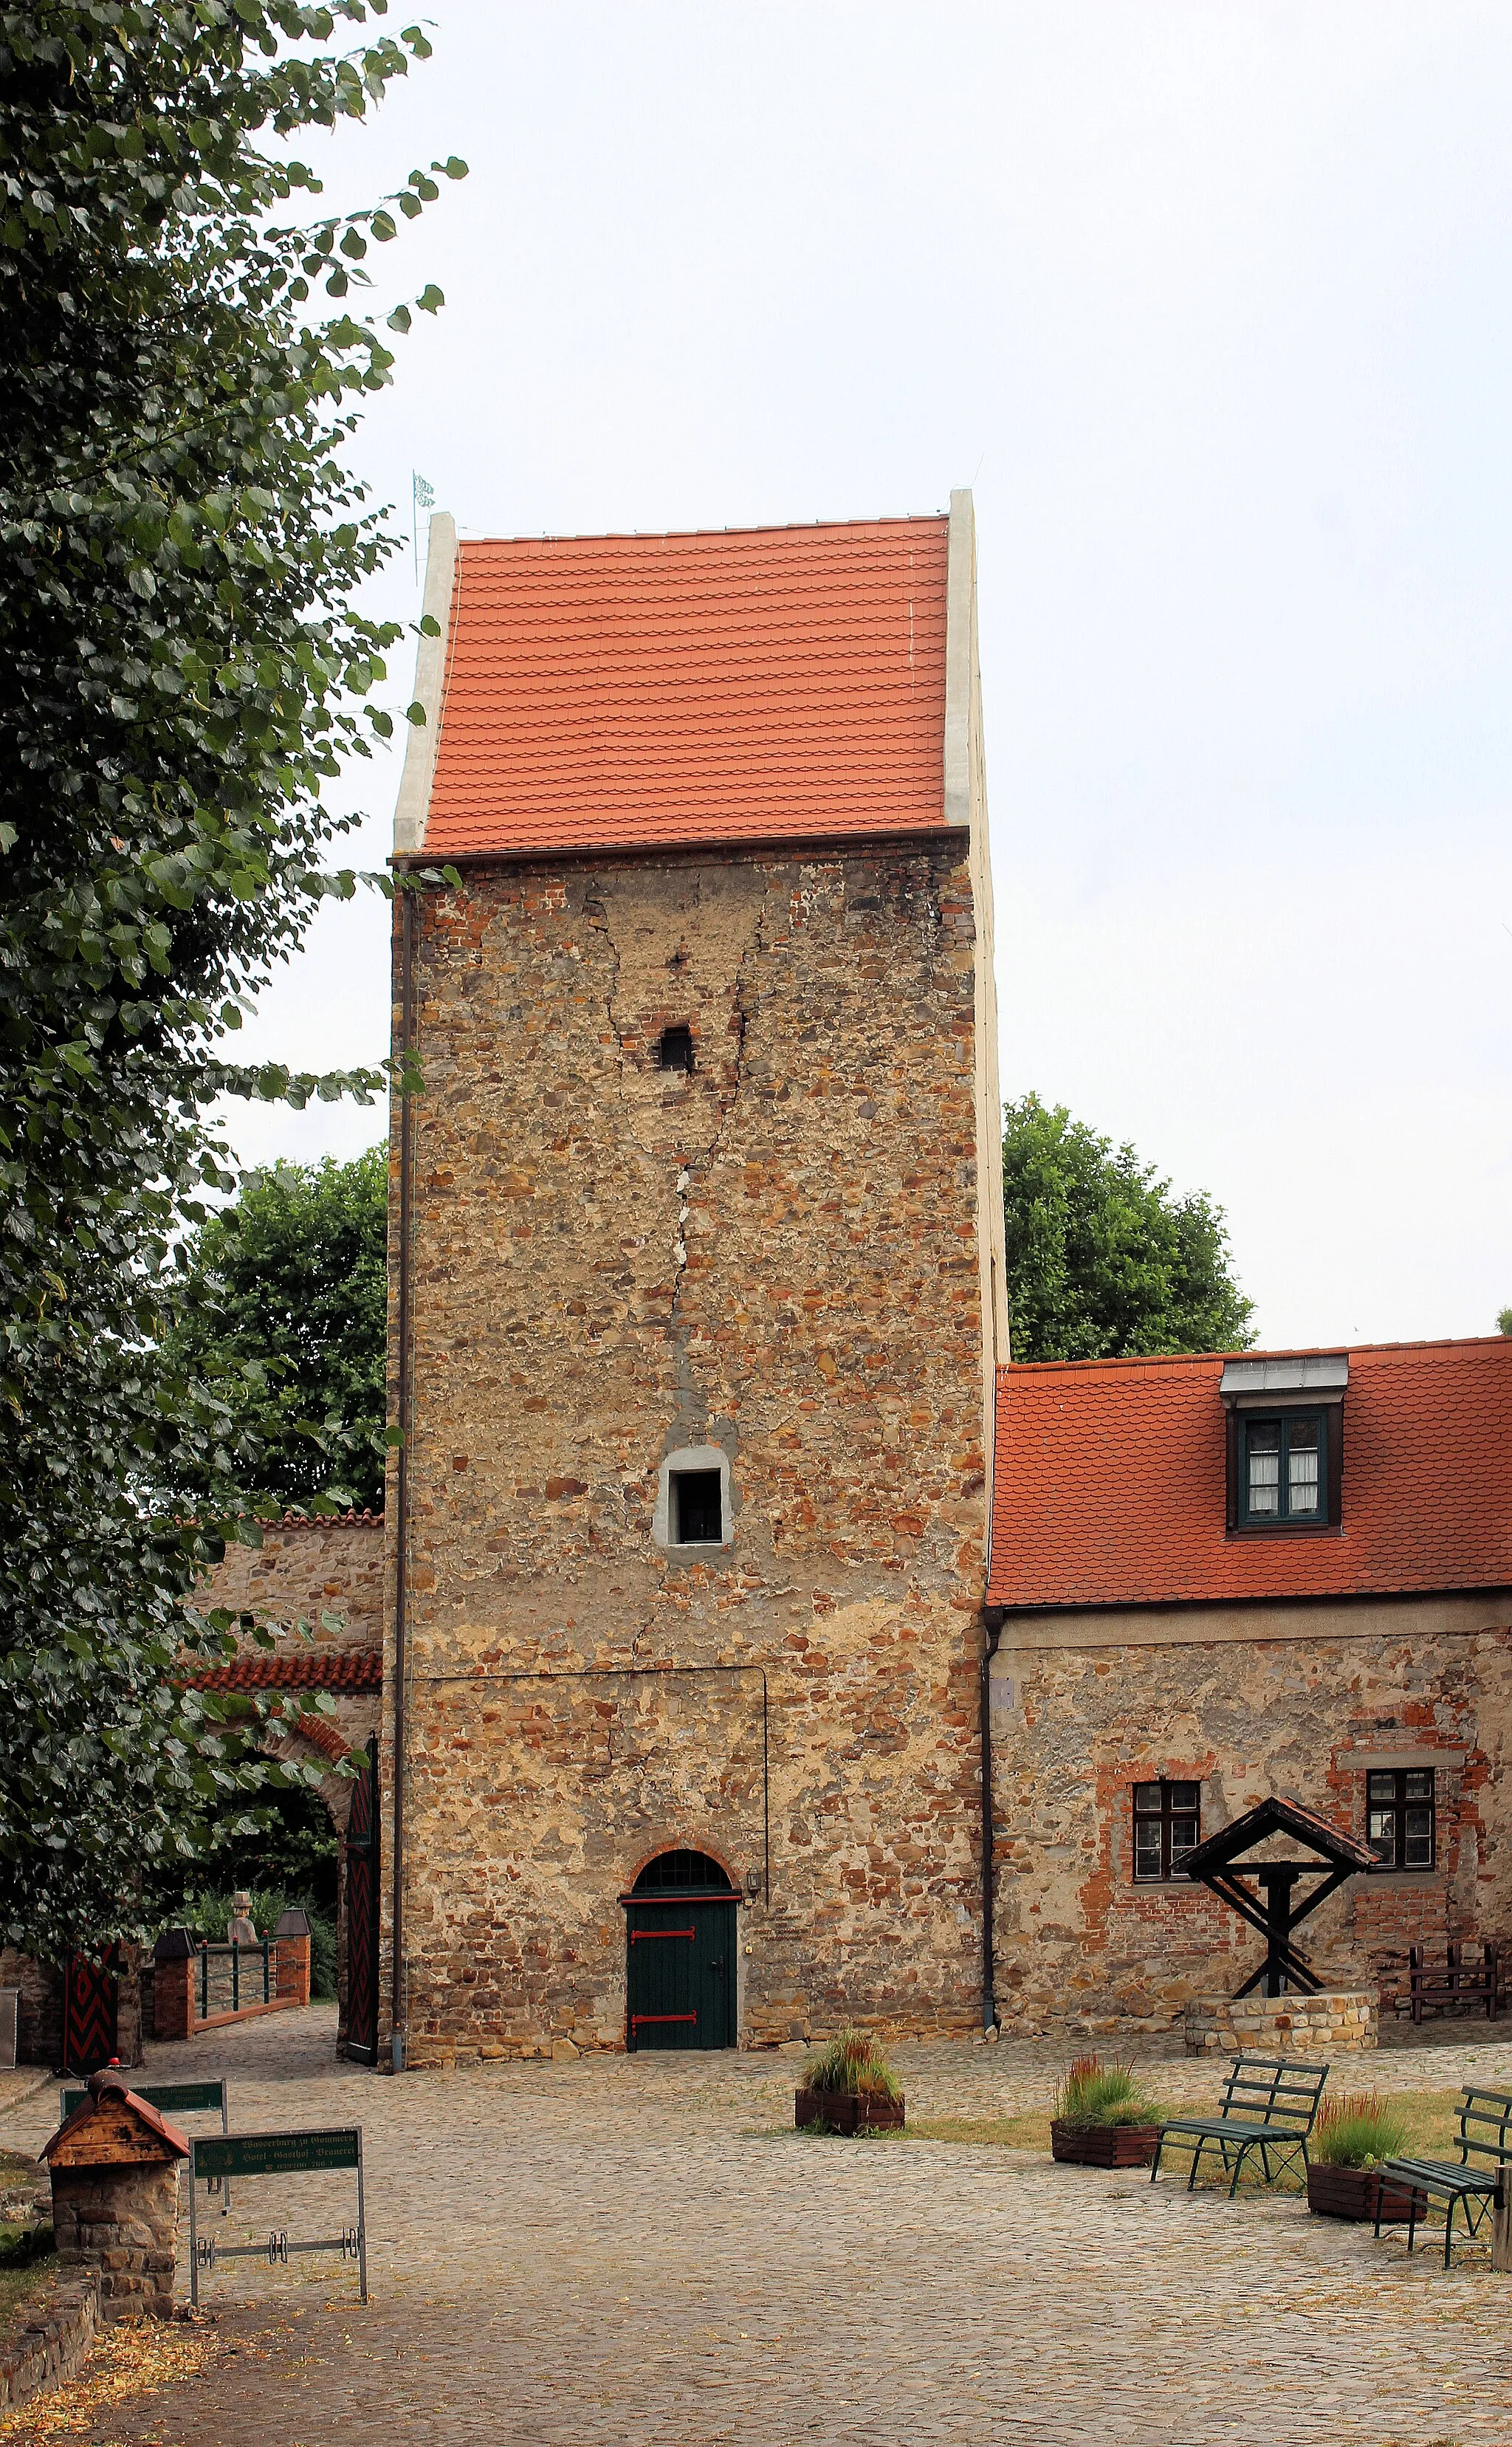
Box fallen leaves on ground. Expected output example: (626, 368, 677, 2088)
(0, 2314, 224, 2441)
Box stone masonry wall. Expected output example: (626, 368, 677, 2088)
(0, 2271, 100, 2412)
(51, 2161, 179, 2320)
(197, 1514, 384, 1665)
(1183, 1991, 1378, 2056)
(991, 1614, 1512, 2032)
(383, 844, 994, 2056)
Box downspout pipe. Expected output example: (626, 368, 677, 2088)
(390, 887, 416, 2073)
(980, 1602, 1006, 2033)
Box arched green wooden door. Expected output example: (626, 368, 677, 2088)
(624, 1851, 737, 2050)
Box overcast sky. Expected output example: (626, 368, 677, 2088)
(232, 1, 1512, 1352)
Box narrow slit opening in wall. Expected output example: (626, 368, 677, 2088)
(672, 1469, 721, 1545)
(657, 1024, 694, 1075)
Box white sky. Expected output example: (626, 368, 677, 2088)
(230, 1, 1512, 1351)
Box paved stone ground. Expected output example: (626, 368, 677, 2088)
(5, 2008, 1512, 2446)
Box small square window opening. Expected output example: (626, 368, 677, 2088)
(672, 1468, 722, 1545)
(1133, 1780, 1201, 1881)
(1240, 1410, 1327, 1526)
(657, 1025, 695, 1075)
(1367, 1768, 1436, 1870)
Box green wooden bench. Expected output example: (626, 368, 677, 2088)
(1150, 2053, 1329, 2197)
(1373, 2086, 1512, 2268)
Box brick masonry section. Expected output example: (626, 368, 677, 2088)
(383, 845, 994, 2058)
(1183, 1991, 1378, 2056)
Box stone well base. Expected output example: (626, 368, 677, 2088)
(1183, 1991, 1377, 2057)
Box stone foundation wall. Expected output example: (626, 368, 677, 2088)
(50, 2162, 178, 2320)
(1183, 1990, 1378, 2056)
(991, 1613, 1512, 2032)
(0, 2271, 99, 2411)
(383, 845, 999, 2056)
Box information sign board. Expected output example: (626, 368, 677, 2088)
(61, 2079, 228, 2123)
(188, 2127, 367, 2307)
(196, 2127, 360, 2181)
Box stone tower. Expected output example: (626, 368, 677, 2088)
(379, 498, 1006, 2062)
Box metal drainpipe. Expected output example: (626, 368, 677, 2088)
(980, 1602, 1006, 2032)
(390, 886, 416, 2073)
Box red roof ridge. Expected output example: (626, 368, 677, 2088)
(183, 1652, 382, 1692)
(454, 511, 949, 548)
(997, 1332, 1512, 1380)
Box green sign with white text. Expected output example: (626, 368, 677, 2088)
(193, 2128, 360, 2180)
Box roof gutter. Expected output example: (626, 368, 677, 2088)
(980, 1602, 1005, 2032)
(389, 885, 416, 2072)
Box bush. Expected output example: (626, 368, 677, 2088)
(1311, 2093, 1408, 2169)
(803, 2031, 901, 2102)
(1053, 2053, 1161, 2129)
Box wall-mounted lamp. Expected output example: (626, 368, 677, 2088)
(745, 1869, 761, 1899)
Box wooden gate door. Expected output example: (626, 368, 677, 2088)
(625, 1898, 736, 2050)
(343, 1757, 379, 2065)
(61, 1947, 118, 2076)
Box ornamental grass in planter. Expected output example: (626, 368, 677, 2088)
(1307, 2093, 1416, 2223)
(1049, 2055, 1163, 2169)
(795, 2031, 905, 2135)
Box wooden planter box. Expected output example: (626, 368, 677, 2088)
(1307, 2162, 1417, 2223)
(1049, 2120, 1161, 2169)
(794, 2087, 904, 2135)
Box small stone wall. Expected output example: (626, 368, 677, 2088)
(0, 2270, 99, 2411)
(51, 2163, 179, 2319)
(1183, 1990, 1378, 2056)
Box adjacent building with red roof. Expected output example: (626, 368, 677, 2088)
(983, 1337, 1512, 2030)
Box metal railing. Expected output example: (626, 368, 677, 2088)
(197, 1941, 273, 2022)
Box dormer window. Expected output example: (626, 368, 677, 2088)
(657, 1024, 694, 1074)
(1220, 1353, 1346, 1534)
(1241, 1413, 1324, 1523)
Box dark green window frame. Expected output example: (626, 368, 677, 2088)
(1236, 1407, 1331, 1529)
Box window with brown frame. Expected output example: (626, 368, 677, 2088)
(1367, 1768, 1435, 1870)
(1133, 1780, 1200, 1881)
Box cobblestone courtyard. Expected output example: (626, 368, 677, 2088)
(5, 2007, 1512, 2445)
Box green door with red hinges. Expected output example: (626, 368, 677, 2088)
(625, 1896, 736, 2050)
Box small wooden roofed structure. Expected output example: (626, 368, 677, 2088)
(1180, 1795, 1378, 2000)
(43, 2068, 190, 2168)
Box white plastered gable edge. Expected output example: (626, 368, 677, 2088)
(945, 488, 1010, 1571)
(393, 510, 458, 853)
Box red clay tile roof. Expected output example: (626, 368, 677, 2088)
(185, 1653, 381, 1693)
(987, 1337, 1512, 1610)
(422, 518, 950, 858)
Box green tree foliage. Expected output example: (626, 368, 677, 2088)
(1002, 1095, 1257, 1363)
(162, 1147, 388, 1512)
(0, 2, 462, 1957)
